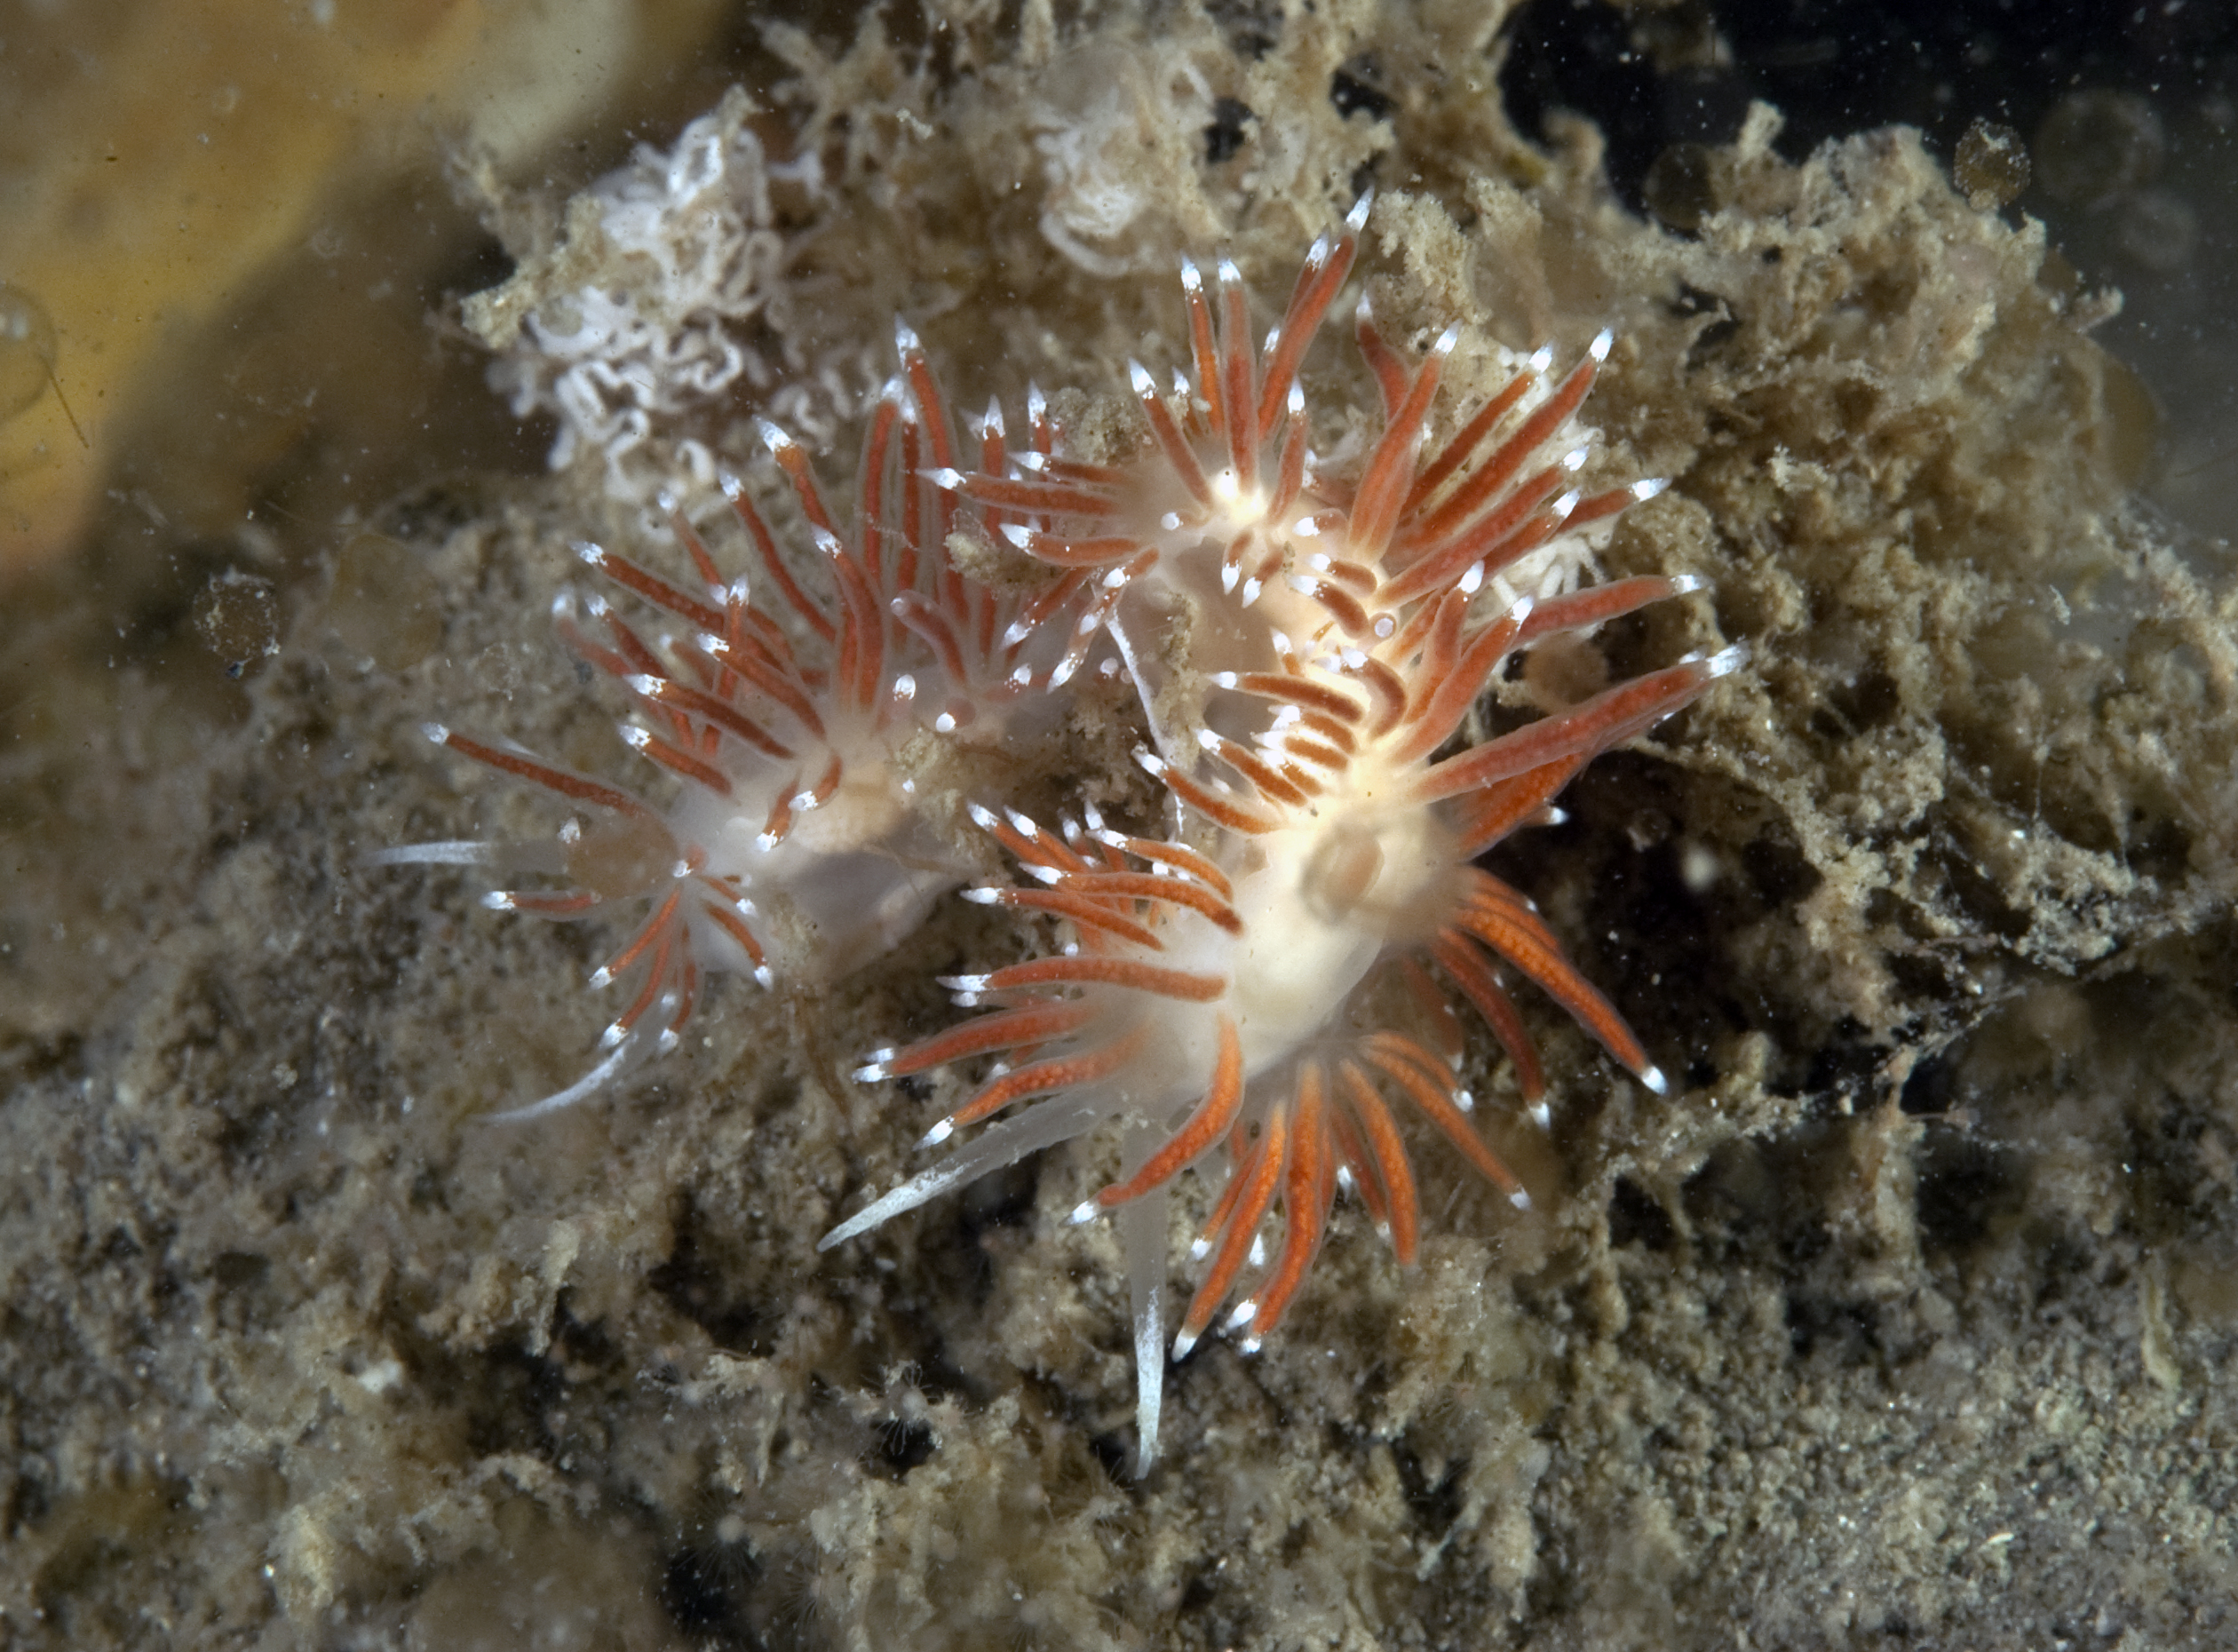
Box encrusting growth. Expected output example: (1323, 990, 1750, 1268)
(824, 203, 1741, 1469)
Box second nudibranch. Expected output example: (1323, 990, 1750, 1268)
(373, 324, 1077, 1116)
(936, 192, 1656, 747)
(826, 215, 1741, 1471)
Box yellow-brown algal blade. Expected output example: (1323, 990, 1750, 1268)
(1337, 1060, 1419, 1263)
(1175, 1104, 1289, 1359)
(1091, 1016, 1245, 1210)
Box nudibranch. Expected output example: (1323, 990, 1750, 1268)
(933, 193, 1652, 745)
(373, 326, 1072, 1116)
(826, 212, 1741, 1469)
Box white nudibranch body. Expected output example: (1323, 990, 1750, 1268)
(828, 203, 1742, 1472)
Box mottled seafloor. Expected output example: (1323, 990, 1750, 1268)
(4, 2, 2236, 1648)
